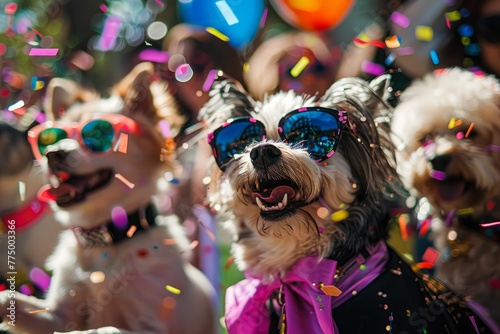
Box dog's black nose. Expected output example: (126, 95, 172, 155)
(430, 154, 452, 172)
(250, 144, 282, 168)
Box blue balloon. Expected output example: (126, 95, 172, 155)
(177, 0, 265, 49)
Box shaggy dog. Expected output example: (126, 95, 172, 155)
(0, 123, 61, 292)
(391, 67, 500, 326)
(0, 62, 216, 334)
(199, 77, 499, 333)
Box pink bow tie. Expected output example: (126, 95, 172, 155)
(225, 241, 389, 334)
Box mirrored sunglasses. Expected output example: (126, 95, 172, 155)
(27, 113, 142, 161)
(207, 106, 347, 170)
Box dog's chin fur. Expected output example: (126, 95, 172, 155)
(200, 77, 400, 281)
(391, 67, 500, 325)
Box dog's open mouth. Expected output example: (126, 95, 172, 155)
(434, 178, 472, 203)
(38, 169, 113, 207)
(252, 179, 303, 220)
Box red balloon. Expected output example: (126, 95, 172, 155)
(271, 0, 355, 31)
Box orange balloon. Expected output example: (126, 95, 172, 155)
(271, 0, 355, 31)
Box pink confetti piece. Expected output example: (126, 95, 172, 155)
(391, 11, 410, 28)
(99, 4, 108, 12)
(260, 7, 268, 27)
(396, 47, 414, 56)
(4, 2, 17, 15)
(159, 120, 172, 138)
(444, 209, 456, 227)
(480, 221, 500, 228)
(138, 49, 169, 63)
(487, 145, 500, 151)
(29, 48, 59, 56)
(361, 60, 385, 76)
(202, 69, 217, 92)
(155, 0, 165, 7)
(98, 15, 122, 51)
(430, 170, 446, 181)
(469, 315, 480, 334)
(29, 267, 51, 291)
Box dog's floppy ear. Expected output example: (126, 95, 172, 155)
(44, 78, 96, 121)
(199, 79, 256, 131)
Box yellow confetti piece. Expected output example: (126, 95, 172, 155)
(29, 308, 49, 314)
(445, 11, 461, 22)
(34, 81, 45, 90)
(447, 117, 463, 129)
(166, 284, 181, 294)
(321, 285, 342, 297)
(458, 207, 474, 215)
(290, 56, 310, 78)
(205, 27, 229, 42)
(115, 173, 135, 189)
(415, 25, 433, 42)
(385, 35, 401, 48)
(331, 209, 349, 222)
(243, 62, 250, 73)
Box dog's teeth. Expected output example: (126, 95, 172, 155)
(255, 197, 264, 210)
(255, 180, 260, 191)
(282, 193, 288, 207)
(50, 175, 60, 188)
(70, 189, 76, 198)
(278, 202, 283, 208)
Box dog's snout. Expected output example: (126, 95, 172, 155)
(430, 154, 452, 172)
(250, 144, 282, 168)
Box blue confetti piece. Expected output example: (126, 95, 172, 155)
(457, 24, 474, 37)
(430, 50, 439, 65)
(385, 53, 396, 66)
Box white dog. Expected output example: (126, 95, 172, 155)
(199, 77, 499, 333)
(0, 62, 216, 334)
(391, 67, 500, 326)
(0, 122, 62, 294)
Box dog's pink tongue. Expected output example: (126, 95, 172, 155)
(436, 181, 465, 202)
(253, 186, 295, 203)
(37, 182, 83, 203)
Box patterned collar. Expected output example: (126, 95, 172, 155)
(1, 197, 49, 233)
(72, 203, 158, 248)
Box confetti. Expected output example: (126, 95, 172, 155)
(465, 122, 474, 138)
(165, 284, 181, 294)
(289, 56, 310, 77)
(197, 219, 216, 242)
(260, 8, 268, 27)
(138, 49, 169, 63)
(385, 35, 401, 48)
(445, 11, 461, 22)
(205, 27, 229, 42)
(361, 60, 385, 76)
(175, 63, 194, 82)
(19, 181, 26, 201)
(111, 206, 128, 229)
(28, 48, 59, 56)
(457, 207, 473, 215)
(469, 315, 480, 334)
(99, 4, 108, 12)
(98, 16, 122, 51)
(126, 225, 137, 237)
(429, 49, 439, 65)
(385, 53, 396, 66)
(215, 1, 239, 26)
(398, 214, 409, 240)
(29, 308, 49, 314)
(29, 267, 51, 291)
(7, 100, 25, 112)
(225, 256, 235, 270)
(89, 271, 106, 284)
(444, 209, 456, 227)
(4, 2, 17, 15)
(331, 209, 349, 222)
(430, 170, 446, 181)
(487, 145, 500, 151)
(115, 173, 135, 189)
(480, 221, 500, 228)
(422, 247, 440, 265)
(320, 285, 342, 297)
(416, 261, 434, 269)
(396, 47, 414, 56)
(391, 11, 410, 28)
(415, 26, 433, 42)
(116, 132, 129, 153)
(448, 117, 462, 129)
(353, 37, 386, 49)
(202, 69, 218, 92)
(155, 0, 165, 6)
